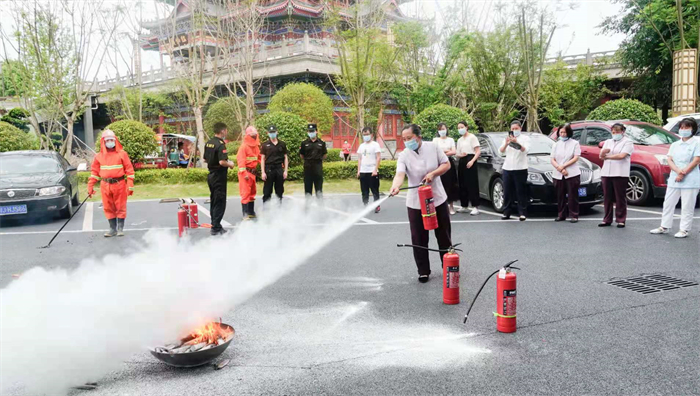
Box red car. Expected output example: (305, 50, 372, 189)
(549, 120, 678, 205)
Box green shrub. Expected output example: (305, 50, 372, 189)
(413, 104, 477, 140)
(0, 121, 38, 152)
(268, 82, 334, 133)
(204, 97, 246, 140)
(587, 99, 662, 126)
(225, 141, 241, 157)
(0, 108, 30, 131)
(254, 111, 308, 167)
(325, 148, 343, 162)
(97, 120, 159, 163)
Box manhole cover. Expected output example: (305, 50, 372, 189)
(607, 274, 698, 294)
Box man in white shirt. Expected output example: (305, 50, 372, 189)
(390, 124, 452, 283)
(357, 127, 382, 212)
(499, 120, 531, 221)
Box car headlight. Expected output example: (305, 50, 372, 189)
(527, 172, 546, 185)
(654, 154, 669, 165)
(592, 168, 601, 183)
(38, 186, 66, 196)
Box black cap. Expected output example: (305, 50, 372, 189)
(268, 125, 277, 133)
(308, 123, 317, 132)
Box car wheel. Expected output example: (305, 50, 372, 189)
(60, 191, 74, 219)
(491, 178, 506, 213)
(626, 170, 650, 206)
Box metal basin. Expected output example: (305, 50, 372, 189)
(149, 324, 234, 368)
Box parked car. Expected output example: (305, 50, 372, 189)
(0, 151, 80, 220)
(548, 120, 679, 205)
(664, 113, 700, 134)
(475, 132, 603, 213)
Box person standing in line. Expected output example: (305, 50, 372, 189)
(237, 126, 261, 220)
(356, 127, 382, 213)
(432, 123, 459, 215)
(650, 118, 700, 238)
(204, 122, 236, 235)
(550, 124, 582, 223)
(389, 124, 452, 283)
(599, 123, 634, 228)
(455, 121, 480, 215)
(342, 140, 351, 161)
(499, 120, 531, 221)
(299, 123, 327, 199)
(261, 125, 288, 205)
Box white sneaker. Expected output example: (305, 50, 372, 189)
(470, 208, 480, 216)
(649, 227, 669, 234)
(674, 230, 688, 238)
(456, 207, 469, 213)
(449, 207, 456, 215)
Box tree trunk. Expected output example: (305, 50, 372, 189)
(61, 119, 75, 159)
(194, 106, 207, 168)
(661, 102, 669, 125)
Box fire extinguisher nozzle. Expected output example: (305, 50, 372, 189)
(462, 315, 468, 324)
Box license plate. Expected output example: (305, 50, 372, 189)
(578, 187, 587, 197)
(0, 204, 28, 215)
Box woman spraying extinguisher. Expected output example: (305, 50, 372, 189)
(390, 124, 452, 283)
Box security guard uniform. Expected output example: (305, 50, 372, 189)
(204, 136, 228, 234)
(299, 123, 327, 198)
(261, 125, 288, 203)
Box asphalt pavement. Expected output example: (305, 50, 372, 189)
(1, 193, 698, 395)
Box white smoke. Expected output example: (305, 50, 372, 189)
(0, 197, 387, 395)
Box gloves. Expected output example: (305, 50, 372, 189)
(87, 187, 95, 198)
(128, 189, 134, 196)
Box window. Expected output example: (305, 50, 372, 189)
(333, 116, 341, 137)
(477, 136, 492, 156)
(584, 128, 612, 146)
(396, 118, 404, 136)
(624, 124, 678, 145)
(383, 116, 393, 137)
(571, 128, 583, 141)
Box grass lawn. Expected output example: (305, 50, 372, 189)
(80, 179, 397, 202)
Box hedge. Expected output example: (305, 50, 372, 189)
(587, 99, 662, 126)
(226, 139, 342, 164)
(0, 121, 38, 152)
(97, 120, 159, 163)
(268, 82, 334, 132)
(78, 161, 398, 184)
(204, 97, 245, 140)
(413, 104, 477, 140)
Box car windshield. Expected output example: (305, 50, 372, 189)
(623, 124, 678, 145)
(0, 156, 62, 175)
(491, 133, 553, 155)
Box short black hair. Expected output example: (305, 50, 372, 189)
(611, 123, 626, 132)
(213, 122, 228, 135)
(361, 126, 372, 134)
(177, 141, 183, 147)
(556, 124, 573, 138)
(437, 122, 447, 130)
(457, 121, 469, 129)
(510, 120, 522, 127)
(402, 123, 421, 137)
(679, 118, 698, 134)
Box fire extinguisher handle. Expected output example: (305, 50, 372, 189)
(504, 259, 519, 269)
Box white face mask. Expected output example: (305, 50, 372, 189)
(438, 130, 447, 137)
(105, 140, 116, 149)
(679, 129, 692, 138)
(362, 135, 371, 142)
(458, 128, 467, 136)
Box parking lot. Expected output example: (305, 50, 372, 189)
(1, 194, 699, 395)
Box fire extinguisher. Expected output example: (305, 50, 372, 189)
(395, 183, 438, 231)
(177, 208, 188, 238)
(463, 260, 520, 333)
(396, 243, 462, 304)
(183, 201, 199, 229)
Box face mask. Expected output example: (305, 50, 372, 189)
(105, 140, 116, 149)
(513, 130, 521, 137)
(458, 128, 466, 136)
(308, 132, 317, 139)
(612, 133, 623, 141)
(679, 129, 692, 138)
(363, 135, 371, 142)
(438, 130, 447, 137)
(268, 132, 277, 139)
(559, 136, 569, 142)
(404, 138, 419, 151)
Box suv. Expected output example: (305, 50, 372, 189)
(548, 120, 678, 205)
(664, 113, 700, 133)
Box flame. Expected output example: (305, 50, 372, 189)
(185, 322, 233, 345)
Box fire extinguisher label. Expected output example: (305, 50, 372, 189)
(503, 289, 516, 316)
(424, 197, 434, 214)
(446, 266, 459, 288)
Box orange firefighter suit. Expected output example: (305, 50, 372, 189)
(87, 135, 135, 219)
(237, 133, 261, 205)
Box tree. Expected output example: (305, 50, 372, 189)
(97, 120, 159, 163)
(413, 104, 477, 140)
(268, 83, 334, 133)
(0, 108, 31, 132)
(539, 62, 606, 127)
(0, 121, 39, 152)
(587, 99, 663, 125)
(203, 96, 247, 140)
(601, 0, 700, 118)
(254, 112, 307, 167)
(104, 86, 174, 125)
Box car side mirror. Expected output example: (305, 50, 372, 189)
(598, 142, 604, 149)
(66, 166, 77, 172)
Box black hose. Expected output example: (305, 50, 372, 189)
(40, 196, 90, 248)
(396, 243, 463, 253)
(462, 260, 519, 324)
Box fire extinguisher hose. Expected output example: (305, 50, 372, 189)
(178, 198, 212, 229)
(463, 260, 520, 324)
(396, 243, 463, 253)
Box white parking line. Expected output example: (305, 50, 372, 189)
(196, 204, 232, 227)
(284, 196, 378, 224)
(82, 202, 93, 231)
(596, 204, 680, 217)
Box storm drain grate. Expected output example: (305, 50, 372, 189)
(606, 274, 698, 294)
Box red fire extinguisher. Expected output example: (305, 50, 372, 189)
(418, 185, 438, 230)
(463, 260, 520, 333)
(184, 202, 199, 229)
(397, 243, 462, 305)
(177, 208, 188, 237)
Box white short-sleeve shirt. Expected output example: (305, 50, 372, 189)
(550, 139, 582, 180)
(456, 134, 480, 156)
(396, 141, 449, 209)
(358, 141, 381, 173)
(601, 137, 634, 177)
(501, 135, 531, 171)
(433, 137, 456, 154)
(667, 138, 700, 189)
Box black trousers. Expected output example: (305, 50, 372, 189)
(207, 169, 228, 231)
(602, 176, 628, 224)
(304, 161, 323, 198)
(554, 175, 580, 219)
(359, 173, 380, 204)
(262, 166, 284, 202)
(458, 154, 480, 208)
(407, 202, 452, 276)
(503, 169, 529, 217)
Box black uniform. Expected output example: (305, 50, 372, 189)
(203, 136, 228, 233)
(299, 137, 327, 197)
(261, 139, 288, 202)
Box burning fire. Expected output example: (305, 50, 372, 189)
(154, 321, 234, 354)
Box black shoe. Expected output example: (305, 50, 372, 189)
(116, 218, 125, 236)
(104, 219, 117, 237)
(418, 275, 429, 283)
(554, 217, 565, 222)
(210, 228, 228, 236)
(598, 222, 611, 227)
(570, 218, 579, 223)
(501, 215, 511, 220)
(248, 201, 256, 218)
(617, 223, 626, 228)
(519, 216, 526, 221)
(241, 203, 247, 218)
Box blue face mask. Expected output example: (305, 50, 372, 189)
(512, 130, 521, 137)
(679, 129, 692, 138)
(612, 133, 623, 141)
(363, 135, 371, 142)
(404, 138, 419, 151)
(438, 130, 447, 137)
(458, 128, 467, 136)
(308, 132, 317, 139)
(559, 136, 569, 142)
(268, 132, 277, 139)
